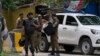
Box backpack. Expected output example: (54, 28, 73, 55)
(43, 22, 54, 36)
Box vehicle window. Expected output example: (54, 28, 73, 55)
(77, 16, 100, 25)
(56, 15, 64, 24)
(66, 16, 78, 25)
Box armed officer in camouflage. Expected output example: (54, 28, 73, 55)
(48, 9, 60, 56)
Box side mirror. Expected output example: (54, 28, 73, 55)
(71, 22, 78, 26)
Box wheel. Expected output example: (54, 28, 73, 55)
(39, 36, 49, 52)
(63, 45, 75, 53)
(79, 38, 95, 55)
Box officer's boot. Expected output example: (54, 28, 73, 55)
(35, 47, 38, 53)
(25, 51, 28, 56)
(55, 51, 60, 56)
(29, 46, 35, 56)
(49, 49, 55, 56)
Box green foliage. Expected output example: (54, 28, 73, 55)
(36, 0, 64, 8)
(1, 0, 17, 11)
(1, 0, 33, 11)
(1, 0, 99, 11)
(15, 0, 33, 6)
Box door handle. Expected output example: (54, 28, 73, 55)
(63, 27, 67, 29)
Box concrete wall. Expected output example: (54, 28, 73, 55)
(3, 6, 35, 31)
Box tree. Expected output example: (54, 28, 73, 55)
(0, 0, 18, 30)
(15, 0, 33, 6)
(1, 0, 34, 10)
(35, 0, 64, 8)
(1, 0, 17, 11)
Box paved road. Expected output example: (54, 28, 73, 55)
(6, 51, 100, 56)
(19, 51, 100, 56)
(6, 48, 100, 56)
(18, 48, 100, 56)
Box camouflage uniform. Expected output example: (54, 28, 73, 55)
(50, 16, 60, 55)
(33, 15, 42, 53)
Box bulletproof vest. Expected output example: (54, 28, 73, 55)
(23, 19, 36, 34)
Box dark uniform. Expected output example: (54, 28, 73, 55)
(23, 18, 38, 56)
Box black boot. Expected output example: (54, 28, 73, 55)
(25, 50, 28, 56)
(35, 47, 38, 53)
(29, 47, 35, 56)
(49, 51, 55, 56)
(55, 51, 60, 56)
(32, 53, 35, 56)
(50, 52, 55, 55)
(25, 54, 28, 56)
(56, 53, 60, 56)
(29, 45, 35, 53)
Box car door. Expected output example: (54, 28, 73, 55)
(63, 16, 79, 44)
(56, 15, 66, 43)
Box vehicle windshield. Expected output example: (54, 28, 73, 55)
(77, 16, 100, 25)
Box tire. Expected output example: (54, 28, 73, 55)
(39, 36, 49, 52)
(79, 38, 95, 55)
(63, 45, 75, 53)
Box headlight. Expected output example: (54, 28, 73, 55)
(91, 29, 100, 35)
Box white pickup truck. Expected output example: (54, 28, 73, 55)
(39, 13, 100, 55)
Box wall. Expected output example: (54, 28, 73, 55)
(3, 6, 35, 31)
(3, 10, 13, 31)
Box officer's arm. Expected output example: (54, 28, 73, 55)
(15, 18, 20, 28)
(22, 20, 25, 35)
(33, 22, 40, 28)
(32, 20, 41, 28)
(53, 17, 58, 27)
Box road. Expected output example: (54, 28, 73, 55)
(11, 48, 100, 56)
(2, 46, 100, 56)
(3, 47, 100, 56)
(6, 50, 100, 56)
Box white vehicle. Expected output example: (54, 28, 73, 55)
(39, 13, 100, 55)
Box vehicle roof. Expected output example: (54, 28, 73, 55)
(56, 13, 96, 16)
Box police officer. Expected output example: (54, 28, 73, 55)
(16, 13, 24, 28)
(51, 14, 60, 56)
(16, 13, 25, 37)
(23, 12, 40, 56)
(48, 9, 60, 56)
(33, 14, 42, 53)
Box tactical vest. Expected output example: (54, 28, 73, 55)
(23, 19, 36, 34)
